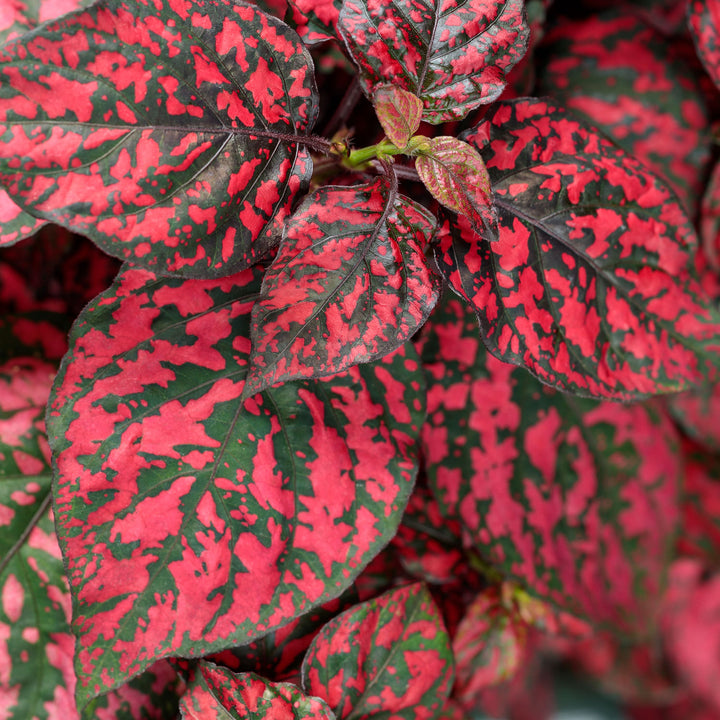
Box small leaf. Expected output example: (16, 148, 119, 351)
(47, 265, 425, 707)
(180, 664, 335, 720)
(452, 589, 527, 708)
(437, 98, 720, 400)
(373, 85, 423, 149)
(0, 0, 318, 277)
(337, 0, 529, 123)
(0, 190, 46, 247)
(302, 583, 454, 720)
(688, 0, 720, 92)
(244, 177, 440, 397)
(420, 293, 681, 632)
(414, 136, 497, 238)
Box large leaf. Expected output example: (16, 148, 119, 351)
(0, 0, 319, 277)
(244, 177, 439, 397)
(436, 97, 720, 400)
(301, 583, 454, 720)
(337, 0, 529, 123)
(688, 0, 720, 92)
(287, 0, 342, 44)
(536, 11, 712, 215)
(419, 293, 681, 632)
(180, 664, 335, 720)
(47, 264, 425, 707)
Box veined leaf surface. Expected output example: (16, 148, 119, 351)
(47, 265, 425, 707)
(180, 664, 335, 720)
(301, 583, 454, 720)
(245, 177, 439, 397)
(0, 0, 318, 277)
(337, 0, 529, 123)
(536, 11, 712, 215)
(0, 0, 93, 45)
(419, 293, 681, 632)
(437, 98, 720, 400)
(373, 85, 423, 149)
(287, 0, 342, 44)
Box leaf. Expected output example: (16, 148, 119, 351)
(0, 189, 45, 247)
(287, 0, 342, 44)
(373, 85, 423, 149)
(419, 292, 682, 632)
(0, 311, 69, 363)
(0, 0, 94, 46)
(536, 10, 713, 216)
(452, 589, 527, 708)
(662, 561, 720, 715)
(337, 0, 529, 123)
(701, 159, 720, 272)
(667, 375, 720, 454)
(390, 485, 466, 585)
(46, 264, 425, 707)
(677, 440, 720, 568)
(414, 136, 497, 238)
(243, 177, 440, 397)
(180, 664, 335, 720)
(208, 591, 358, 682)
(688, 0, 720, 92)
(301, 583, 454, 720)
(436, 97, 720, 400)
(0, 0, 318, 278)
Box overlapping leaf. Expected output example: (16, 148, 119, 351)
(390, 485, 466, 585)
(419, 293, 681, 632)
(287, 0, 342, 44)
(180, 664, 334, 720)
(689, 0, 720, 92)
(337, 0, 530, 123)
(436, 97, 720, 400)
(47, 264, 425, 707)
(0, 0, 318, 277)
(536, 11, 712, 215)
(209, 591, 358, 682)
(244, 177, 439, 397)
(301, 583, 454, 720)
(667, 376, 720, 454)
(701, 160, 720, 272)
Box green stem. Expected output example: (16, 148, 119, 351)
(345, 140, 405, 167)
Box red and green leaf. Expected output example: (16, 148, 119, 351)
(337, 0, 530, 123)
(287, 0, 342, 45)
(47, 264, 425, 707)
(373, 85, 423, 150)
(536, 11, 713, 215)
(414, 136, 497, 238)
(701, 160, 720, 273)
(0, 190, 45, 247)
(390, 485, 466, 585)
(436, 97, 720, 400)
(244, 177, 439, 397)
(209, 591, 358, 683)
(0, 0, 93, 45)
(688, 0, 720, 92)
(0, 0, 318, 277)
(302, 583, 454, 720)
(452, 588, 527, 709)
(420, 292, 681, 632)
(667, 375, 720, 454)
(180, 664, 334, 720)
